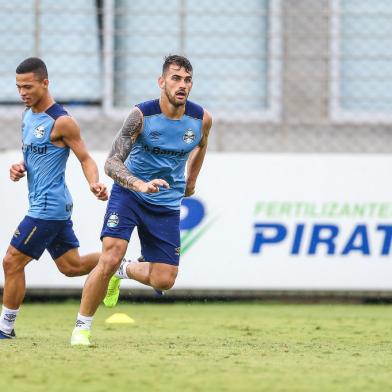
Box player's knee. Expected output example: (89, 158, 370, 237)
(150, 265, 178, 290)
(2, 255, 13, 274)
(151, 275, 176, 291)
(56, 255, 85, 277)
(58, 265, 79, 277)
(99, 253, 122, 277)
(3, 251, 24, 275)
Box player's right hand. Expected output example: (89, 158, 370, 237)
(90, 182, 109, 201)
(9, 162, 26, 182)
(133, 179, 170, 193)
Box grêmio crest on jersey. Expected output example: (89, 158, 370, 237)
(183, 129, 195, 144)
(34, 125, 45, 138)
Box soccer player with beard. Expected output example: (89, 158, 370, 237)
(0, 57, 108, 339)
(71, 55, 212, 346)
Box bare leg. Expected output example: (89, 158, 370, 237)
(55, 248, 100, 277)
(2, 246, 32, 309)
(126, 261, 178, 291)
(79, 237, 128, 316)
(125, 261, 151, 285)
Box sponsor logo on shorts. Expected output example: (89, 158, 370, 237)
(175, 247, 181, 256)
(183, 129, 195, 144)
(13, 229, 20, 238)
(107, 213, 119, 228)
(34, 125, 45, 138)
(24, 226, 37, 245)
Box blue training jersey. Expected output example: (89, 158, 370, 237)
(124, 99, 203, 210)
(22, 103, 73, 220)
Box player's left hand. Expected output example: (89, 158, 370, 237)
(185, 182, 195, 197)
(90, 182, 108, 201)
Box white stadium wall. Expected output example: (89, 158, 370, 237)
(1, 151, 392, 292)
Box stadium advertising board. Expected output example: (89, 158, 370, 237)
(1, 151, 392, 291)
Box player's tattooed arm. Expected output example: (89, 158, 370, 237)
(105, 108, 170, 193)
(104, 108, 143, 190)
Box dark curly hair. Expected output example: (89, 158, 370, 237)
(162, 55, 193, 75)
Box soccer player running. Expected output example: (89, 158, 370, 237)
(0, 58, 108, 339)
(71, 55, 212, 346)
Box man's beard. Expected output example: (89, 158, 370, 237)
(165, 88, 187, 107)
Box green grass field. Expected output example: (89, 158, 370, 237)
(1, 302, 392, 392)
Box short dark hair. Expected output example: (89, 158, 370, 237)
(162, 55, 193, 75)
(16, 57, 48, 80)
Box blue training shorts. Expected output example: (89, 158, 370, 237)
(10, 216, 80, 260)
(101, 184, 181, 266)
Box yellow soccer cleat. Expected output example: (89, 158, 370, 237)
(70, 329, 91, 346)
(103, 275, 121, 308)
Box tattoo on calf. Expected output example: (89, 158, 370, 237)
(104, 109, 143, 190)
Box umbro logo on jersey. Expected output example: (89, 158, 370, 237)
(150, 131, 161, 142)
(34, 125, 45, 138)
(183, 129, 195, 144)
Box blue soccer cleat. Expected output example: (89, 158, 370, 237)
(0, 329, 16, 339)
(153, 288, 165, 296)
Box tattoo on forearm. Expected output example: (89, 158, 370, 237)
(104, 109, 142, 190)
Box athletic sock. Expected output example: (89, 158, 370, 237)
(74, 313, 93, 330)
(0, 305, 19, 334)
(114, 259, 133, 279)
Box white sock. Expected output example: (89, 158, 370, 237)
(114, 259, 133, 279)
(74, 313, 93, 330)
(0, 305, 19, 334)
